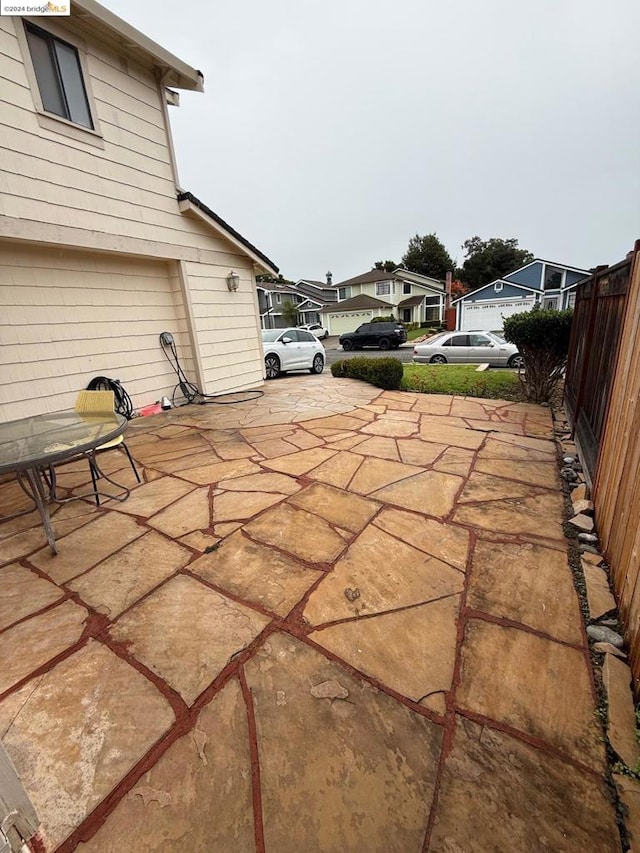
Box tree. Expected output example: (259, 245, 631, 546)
(281, 299, 299, 326)
(374, 260, 397, 272)
(502, 307, 573, 402)
(458, 237, 534, 291)
(256, 273, 294, 285)
(401, 234, 453, 280)
(450, 279, 469, 299)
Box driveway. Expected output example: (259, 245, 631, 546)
(0, 376, 620, 851)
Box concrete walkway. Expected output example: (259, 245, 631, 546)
(0, 376, 620, 852)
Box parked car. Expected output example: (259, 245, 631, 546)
(339, 321, 408, 351)
(262, 328, 325, 379)
(299, 322, 329, 340)
(412, 330, 524, 367)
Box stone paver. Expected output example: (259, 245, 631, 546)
(288, 482, 379, 533)
(190, 530, 321, 616)
(430, 717, 620, 853)
(467, 539, 584, 643)
(0, 641, 173, 850)
(0, 600, 87, 694)
(458, 619, 605, 769)
(75, 678, 254, 852)
(304, 525, 463, 624)
(245, 633, 443, 852)
(371, 470, 463, 518)
(0, 379, 622, 851)
(312, 596, 460, 708)
(0, 563, 63, 630)
(244, 503, 347, 564)
(67, 531, 191, 618)
(110, 575, 270, 705)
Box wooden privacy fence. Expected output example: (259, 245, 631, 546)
(565, 255, 634, 480)
(566, 241, 640, 691)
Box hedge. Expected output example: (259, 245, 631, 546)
(330, 357, 404, 390)
(502, 307, 573, 402)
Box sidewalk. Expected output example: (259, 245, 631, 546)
(0, 376, 620, 851)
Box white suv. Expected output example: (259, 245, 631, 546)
(299, 322, 329, 340)
(262, 328, 325, 379)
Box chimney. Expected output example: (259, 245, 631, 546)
(445, 270, 452, 311)
(326, 270, 332, 286)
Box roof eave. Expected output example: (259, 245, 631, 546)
(178, 192, 278, 275)
(72, 0, 204, 91)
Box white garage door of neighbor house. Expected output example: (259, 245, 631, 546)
(460, 298, 536, 331)
(326, 310, 374, 336)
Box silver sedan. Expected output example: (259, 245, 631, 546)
(412, 331, 524, 367)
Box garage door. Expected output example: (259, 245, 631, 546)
(1, 244, 192, 420)
(325, 310, 374, 336)
(459, 298, 536, 331)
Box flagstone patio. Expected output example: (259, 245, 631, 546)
(0, 375, 621, 851)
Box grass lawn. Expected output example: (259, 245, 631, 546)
(401, 364, 523, 400)
(406, 327, 439, 341)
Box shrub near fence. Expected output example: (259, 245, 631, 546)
(330, 357, 403, 390)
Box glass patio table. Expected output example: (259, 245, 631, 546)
(0, 411, 128, 555)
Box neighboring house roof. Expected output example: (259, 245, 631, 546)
(177, 192, 278, 275)
(323, 294, 392, 311)
(504, 258, 591, 278)
(335, 269, 397, 287)
(451, 279, 540, 305)
(334, 267, 445, 290)
(451, 258, 590, 305)
(74, 0, 204, 91)
(295, 281, 337, 303)
(398, 295, 426, 308)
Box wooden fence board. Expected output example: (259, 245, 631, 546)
(592, 243, 640, 691)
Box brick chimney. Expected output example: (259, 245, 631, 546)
(326, 270, 333, 286)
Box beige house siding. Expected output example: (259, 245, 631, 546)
(0, 244, 196, 420)
(184, 259, 265, 394)
(0, 12, 274, 420)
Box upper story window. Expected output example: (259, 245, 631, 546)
(494, 282, 503, 293)
(403, 283, 412, 294)
(376, 281, 391, 296)
(25, 23, 93, 129)
(543, 265, 564, 291)
(338, 287, 352, 300)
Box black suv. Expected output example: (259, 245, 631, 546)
(339, 321, 408, 351)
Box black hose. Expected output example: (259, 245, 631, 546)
(159, 335, 263, 407)
(86, 376, 135, 419)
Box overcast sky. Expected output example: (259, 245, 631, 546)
(105, 0, 640, 282)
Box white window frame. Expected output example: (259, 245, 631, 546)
(403, 282, 411, 294)
(16, 17, 103, 147)
(376, 281, 391, 296)
(494, 282, 503, 293)
(338, 287, 352, 300)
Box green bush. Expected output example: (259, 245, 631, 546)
(370, 315, 396, 323)
(502, 307, 573, 402)
(402, 322, 420, 332)
(331, 357, 404, 390)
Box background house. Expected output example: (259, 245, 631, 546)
(257, 274, 337, 329)
(322, 268, 445, 336)
(0, 0, 277, 421)
(453, 259, 589, 331)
